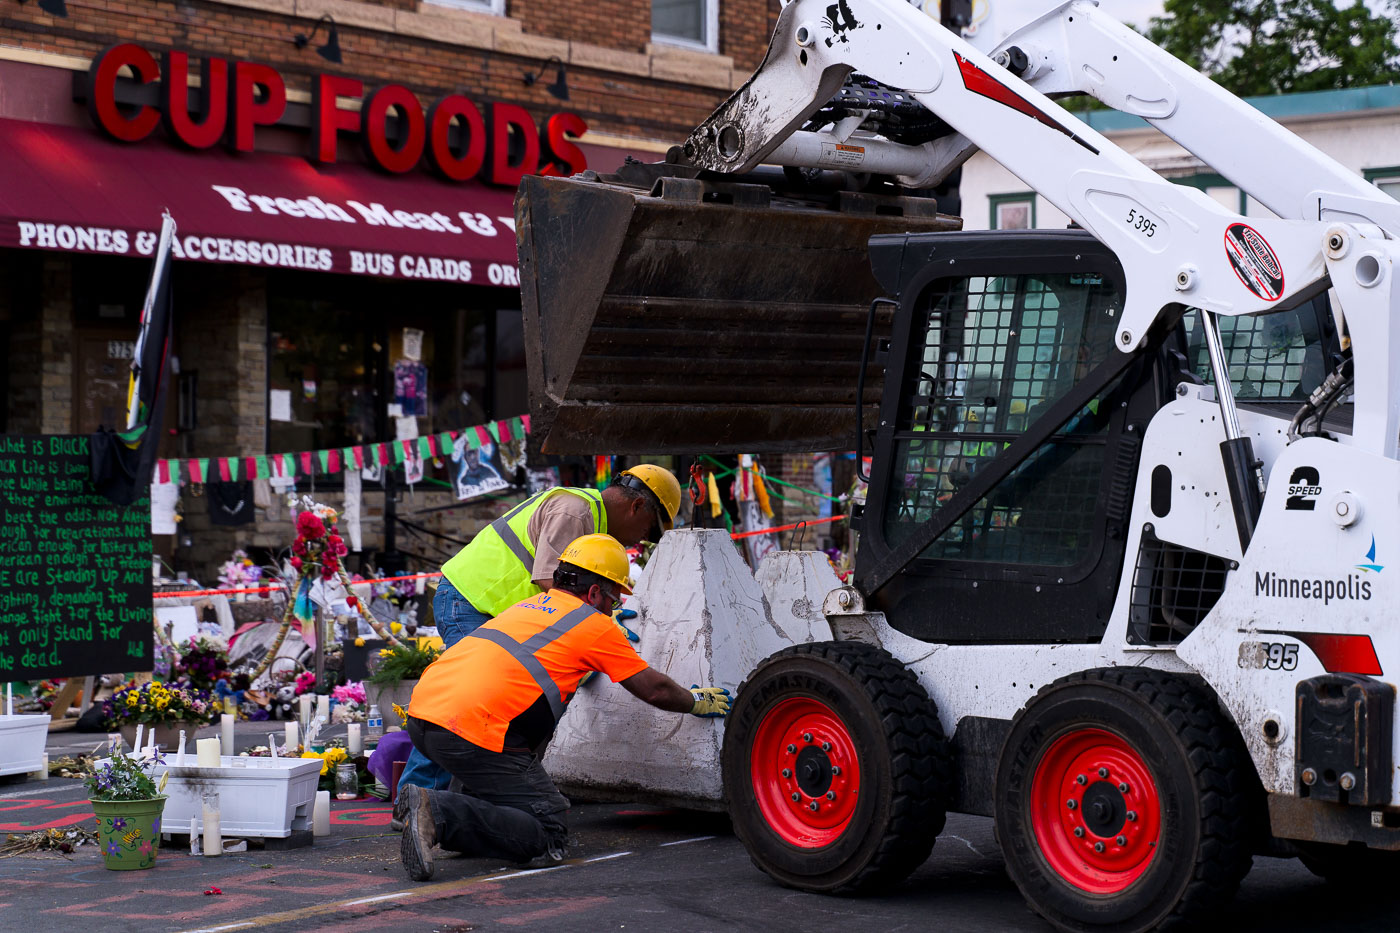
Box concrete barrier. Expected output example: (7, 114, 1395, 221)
(545, 530, 780, 809)
(544, 532, 845, 810)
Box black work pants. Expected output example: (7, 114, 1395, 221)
(406, 717, 569, 862)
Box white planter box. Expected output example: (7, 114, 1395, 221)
(0, 715, 48, 777)
(156, 756, 323, 838)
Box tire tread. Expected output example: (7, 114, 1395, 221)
(1012, 667, 1255, 930)
(732, 641, 953, 895)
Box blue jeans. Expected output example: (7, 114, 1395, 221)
(397, 580, 492, 795)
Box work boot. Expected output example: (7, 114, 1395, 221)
(399, 785, 436, 882)
(390, 790, 408, 833)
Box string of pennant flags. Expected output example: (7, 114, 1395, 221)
(152, 415, 531, 486)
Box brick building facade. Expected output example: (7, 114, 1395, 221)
(0, 0, 777, 583)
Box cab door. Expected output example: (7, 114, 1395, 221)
(857, 231, 1165, 645)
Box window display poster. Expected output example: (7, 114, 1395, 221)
(269, 389, 292, 422)
(402, 328, 424, 362)
(394, 360, 428, 416)
(0, 435, 152, 678)
(452, 437, 510, 502)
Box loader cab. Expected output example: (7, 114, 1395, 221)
(857, 231, 1341, 645)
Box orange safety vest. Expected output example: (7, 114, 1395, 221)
(407, 590, 648, 752)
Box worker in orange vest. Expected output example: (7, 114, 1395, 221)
(398, 533, 731, 880)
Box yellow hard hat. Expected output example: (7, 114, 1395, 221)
(618, 464, 681, 531)
(558, 534, 633, 594)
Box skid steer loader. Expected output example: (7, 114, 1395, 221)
(517, 0, 1400, 929)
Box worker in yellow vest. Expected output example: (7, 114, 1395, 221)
(394, 464, 683, 801)
(399, 534, 730, 879)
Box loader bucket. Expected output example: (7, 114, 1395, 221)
(515, 165, 961, 455)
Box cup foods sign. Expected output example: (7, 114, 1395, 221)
(86, 43, 588, 185)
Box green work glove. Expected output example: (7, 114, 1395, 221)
(689, 685, 731, 718)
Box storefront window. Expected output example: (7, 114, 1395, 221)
(267, 275, 512, 460)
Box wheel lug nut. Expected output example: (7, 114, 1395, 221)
(1116, 835, 1127, 846)
(821, 742, 831, 752)
(1126, 810, 1137, 821)
(1073, 827, 1084, 838)
(1118, 782, 1129, 793)
(802, 733, 813, 743)
(831, 766, 841, 776)
(791, 792, 801, 802)
(1075, 774, 1086, 785)
(808, 801, 820, 812)
(781, 768, 792, 778)
(826, 791, 836, 800)
(1066, 800, 1077, 810)
(1094, 841, 1105, 853)
(1097, 767, 1109, 778)
(787, 744, 796, 753)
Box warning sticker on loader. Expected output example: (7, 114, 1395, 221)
(1224, 223, 1284, 301)
(820, 142, 866, 168)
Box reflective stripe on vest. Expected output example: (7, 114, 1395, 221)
(442, 487, 605, 617)
(488, 495, 542, 568)
(465, 603, 597, 721)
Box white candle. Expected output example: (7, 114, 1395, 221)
(347, 723, 362, 756)
(189, 816, 199, 856)
(146, 728, 156, 758)
(195, 737, 221, 768)
(133, 724, 144, 754)
(176, 731, 187, 766)
(299, 694, 313, 724)
(221, 713, 235, 756)
(5, 682, 11, 716)
(268, 732, 280, 758)
(312, 790, 330, 837)
(316, 694, 330, 722)
(202, 793, 222, 857)
(33, 752, 48, 781)
(285, 721, 299, 751)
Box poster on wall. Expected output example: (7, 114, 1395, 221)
(452, 437, 510, 502)
(0, 435, 152, 679)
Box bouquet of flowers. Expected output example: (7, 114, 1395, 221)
(218, 549, 264, 591)
(290, 508, 349, 582)
(330, 681, 366, 722)
(102, 681, 217, 727)
(85, 741, 168, 802)
(172, 635, 231, 691)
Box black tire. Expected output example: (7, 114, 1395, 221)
(1297, 842, 1400, 887)
(995, 668, 1256, 933)
(721, 641, 952, 895)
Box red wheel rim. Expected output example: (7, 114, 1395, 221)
(750, 697, 862, 847)
(1029, 727, 1162, 894)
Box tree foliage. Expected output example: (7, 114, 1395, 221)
(1145, 0, 1400, 96)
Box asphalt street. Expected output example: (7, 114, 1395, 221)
(2, 726, 1398, 932)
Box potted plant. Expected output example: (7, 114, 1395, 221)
(103, 681, 217, 753)
(365, 641, 440, 714)
(85, 742, 168, 870)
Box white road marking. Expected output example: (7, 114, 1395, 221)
(583, 851, 633, 862)
(659, 836, 716, 847)
(176, 923, 255, 933)
(0, 786, 83, 799)
(489, 865, 568, 881)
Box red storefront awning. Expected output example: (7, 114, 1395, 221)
(0, 118, 522, 286)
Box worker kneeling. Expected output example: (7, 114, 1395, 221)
(399, 533, 732, 880)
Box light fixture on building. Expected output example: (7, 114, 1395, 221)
(293, 14, 343, 64)
(523, 56, 569, 102)
(18, 0, 69, 18)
